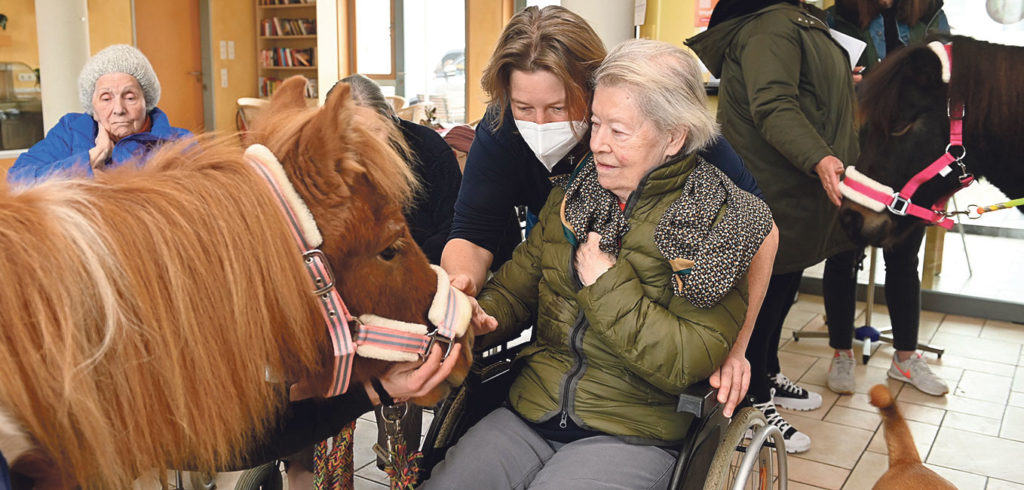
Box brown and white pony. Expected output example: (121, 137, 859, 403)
(838, 35, 1024, 247)
(0, 76, 472, 489)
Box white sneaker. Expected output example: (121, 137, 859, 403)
(769, 372, 822, 411)
(751, 395, 811, 453)
(828, 350, 856, 395)
(888, 353, 949, 396)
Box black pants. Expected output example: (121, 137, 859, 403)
(745, 250, 862, 402)
(745, 270, 802, 402)
(825, 226, 925, 352)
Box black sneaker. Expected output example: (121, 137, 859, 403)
(768, 372, 822, 411)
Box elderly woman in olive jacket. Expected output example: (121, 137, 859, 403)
(422, 40, 774, 490)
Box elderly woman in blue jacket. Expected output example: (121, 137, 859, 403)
(7, 44, 191, 184)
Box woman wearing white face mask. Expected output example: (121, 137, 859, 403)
(441, 5, 777, 418)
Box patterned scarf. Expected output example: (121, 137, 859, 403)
(560, 154, 773, 308)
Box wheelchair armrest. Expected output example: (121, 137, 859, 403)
(676, 382, 719, 419)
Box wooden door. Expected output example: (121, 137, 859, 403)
(135, 0, 205, 132)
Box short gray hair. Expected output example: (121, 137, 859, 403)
(592, 39, 718, 155)
(78, 44, 161, 114)
(336, 74, 394, 118)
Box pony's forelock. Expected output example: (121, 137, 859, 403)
(0, 136, 325, 487)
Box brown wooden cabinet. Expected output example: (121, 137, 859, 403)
(256, 0, 318, 97)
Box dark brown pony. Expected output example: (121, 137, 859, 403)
(840, 35, 1024, 247)
(0, 76, 471, 489)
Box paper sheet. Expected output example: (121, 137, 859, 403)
(829, 28, 868, 71)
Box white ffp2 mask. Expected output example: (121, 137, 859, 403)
(515, 119, 588, 172)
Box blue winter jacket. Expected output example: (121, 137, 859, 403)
(7, 107, 191, 184)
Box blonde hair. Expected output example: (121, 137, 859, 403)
(481, 5, 606, 130)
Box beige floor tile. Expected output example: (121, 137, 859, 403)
(1010, 391, 1024, 408)
(988, 478, 1024, 489)
(783, 336, 845, 361)
(783, 413, 873, 469)
(784, 309, 820, 330)
(866, 418, 938, 457)
(922, 464, 987, 490)
(1014, 366, 1024, 392)
(928, 427, 1024, 483)
(1000, 405, 1024, 442)
(778, 350, 822, 382)
(935, 314, 985, 337)
(791, 294, 826, 314)
(954, 370, 1012, 404)
(980, 319, 1024, 344)
(842, 451, 887, 489)
(777, 382, 837, 421)
(897, 387, 1006, 419)
(823, 405, 881, 431)
(786, 456, 849, 489)
(931, 332, 1021, 364)
(789, 481, 830, 490)
(890, 399, 946, 425)
(353, 421, 387, 480)
(941, 410, 1001, 437)
(939, 352, 1017, 377)
(353, 474, 388, 489)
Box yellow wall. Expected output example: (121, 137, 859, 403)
(0, 0, 40, 68)
(210, 0, 257, 131)
(465, 0, 513, 123)
(87, 0, 133, 53)
(639, 0, 700, 47)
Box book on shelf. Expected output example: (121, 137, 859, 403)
(260, 47, 315, 68)
(258, 75, 318, 98)
(259, 0, 315, 5)
(260, 17, 316, 36)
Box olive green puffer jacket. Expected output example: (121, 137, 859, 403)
(477, 153, 746, 445)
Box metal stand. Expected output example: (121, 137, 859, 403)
(792, 247, 944, 364)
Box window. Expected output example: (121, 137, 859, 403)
(350, 0, 396, 78)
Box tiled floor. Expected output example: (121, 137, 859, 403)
(330, 291, 1024, 489)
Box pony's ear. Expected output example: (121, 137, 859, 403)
(267, 76, 310, 112)
(318, 81, 358, 137)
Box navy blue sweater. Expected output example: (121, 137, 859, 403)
(450, 107, 763, 267)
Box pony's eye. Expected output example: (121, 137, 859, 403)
(379, 245, 399, 261)
(891, 122, 914, 136)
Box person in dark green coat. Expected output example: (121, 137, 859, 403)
(688, 0, 859, 453)
(422, 40, 774, 490)
(821, 0, 952, 397)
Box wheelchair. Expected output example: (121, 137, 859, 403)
(418, 339, 788, 490)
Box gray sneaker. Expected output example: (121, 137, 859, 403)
(828, 350, 856, 395)
(888, 353, 949, 396)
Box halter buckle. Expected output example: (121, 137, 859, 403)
(303, 249, 336, 295)
(888, 194, 910, 216)
(425, 331, 456, 360)
(947, 100, 965, 120)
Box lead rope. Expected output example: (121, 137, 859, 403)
(944, 197, 1024, 218)
(313, 421, 356, 490)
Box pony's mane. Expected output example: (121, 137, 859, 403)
(948, 36, 1024, 159)
(0, 136, 325, 487)
(859, 35, 1024, 157)
(247, 85, 420, 221)
(856, 40, 942, 136)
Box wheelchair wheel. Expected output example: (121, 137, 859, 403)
(703, 407, 787, 490)
(232, 461, 283, 490)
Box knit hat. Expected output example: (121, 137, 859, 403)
(78, 44, 161, 114)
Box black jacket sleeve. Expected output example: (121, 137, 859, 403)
(227, 388, 374, 470)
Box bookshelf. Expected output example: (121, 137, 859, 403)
(256, 0, 318, 98)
